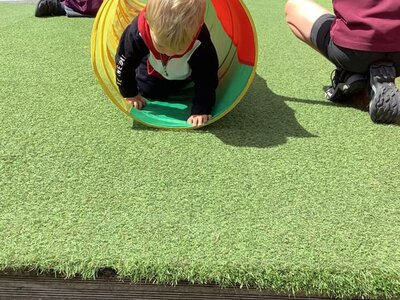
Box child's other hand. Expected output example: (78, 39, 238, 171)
(187, 114, 211, 127)
(125, 95, 146, 110)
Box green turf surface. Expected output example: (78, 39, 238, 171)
(1, 1, 400, 299)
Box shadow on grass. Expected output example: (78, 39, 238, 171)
(206, 74, 320, 148)
(132, 74, 348, 148)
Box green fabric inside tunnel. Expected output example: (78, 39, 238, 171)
(132, 63, 254, 128)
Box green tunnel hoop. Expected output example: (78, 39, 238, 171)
(91, 0, 258, 129)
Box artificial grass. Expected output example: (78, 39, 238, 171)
(1, 1, 400, 299)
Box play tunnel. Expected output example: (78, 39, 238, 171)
(91, 0, 257, 129)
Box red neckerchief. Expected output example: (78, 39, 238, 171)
(137, 9, 203, 78)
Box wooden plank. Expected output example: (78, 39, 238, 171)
(0, 271, 332, 300)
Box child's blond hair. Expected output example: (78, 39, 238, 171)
(146, 0, 206, 54)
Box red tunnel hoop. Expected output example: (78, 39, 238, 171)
(211, 0, 256, 66)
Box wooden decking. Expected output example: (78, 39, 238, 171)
(0, 271, 332, 300)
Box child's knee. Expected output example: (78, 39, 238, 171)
(136, 69, 167, 99)
(138, 81, 168, 99)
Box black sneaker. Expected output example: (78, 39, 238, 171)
(35, 0, 66, 17)
(369, 61, 400, 124)
(325, 68, 367, 102)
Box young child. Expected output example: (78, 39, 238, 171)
(115, 0, 219, 127)
(285, 0, 400, 124)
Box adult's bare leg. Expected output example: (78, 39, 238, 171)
(285, 0, 332, 50)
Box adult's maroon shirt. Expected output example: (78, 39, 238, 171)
(330, 0, 400, 52)
(63, 0, 103, 16)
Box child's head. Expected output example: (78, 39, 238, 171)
(146, 0, 206, 55)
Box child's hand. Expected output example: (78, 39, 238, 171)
(125, 95, 146, 110)
(187, 114, 211, 127)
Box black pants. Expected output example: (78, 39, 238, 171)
(310, 14, 400, 76)
(136, 58, 191, 99)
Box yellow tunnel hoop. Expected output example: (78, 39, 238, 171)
(91, 0, 258, 129)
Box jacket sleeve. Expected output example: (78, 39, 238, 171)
(115, 17, 149, 98)
(188, 26, 219, 115)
